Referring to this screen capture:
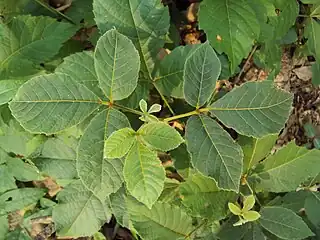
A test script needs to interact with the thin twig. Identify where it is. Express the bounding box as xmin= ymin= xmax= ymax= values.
xmin=234 ymin=45 xmax=258 ymax=84
xmin=153 ymin=82 xmax=175 ymax=115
